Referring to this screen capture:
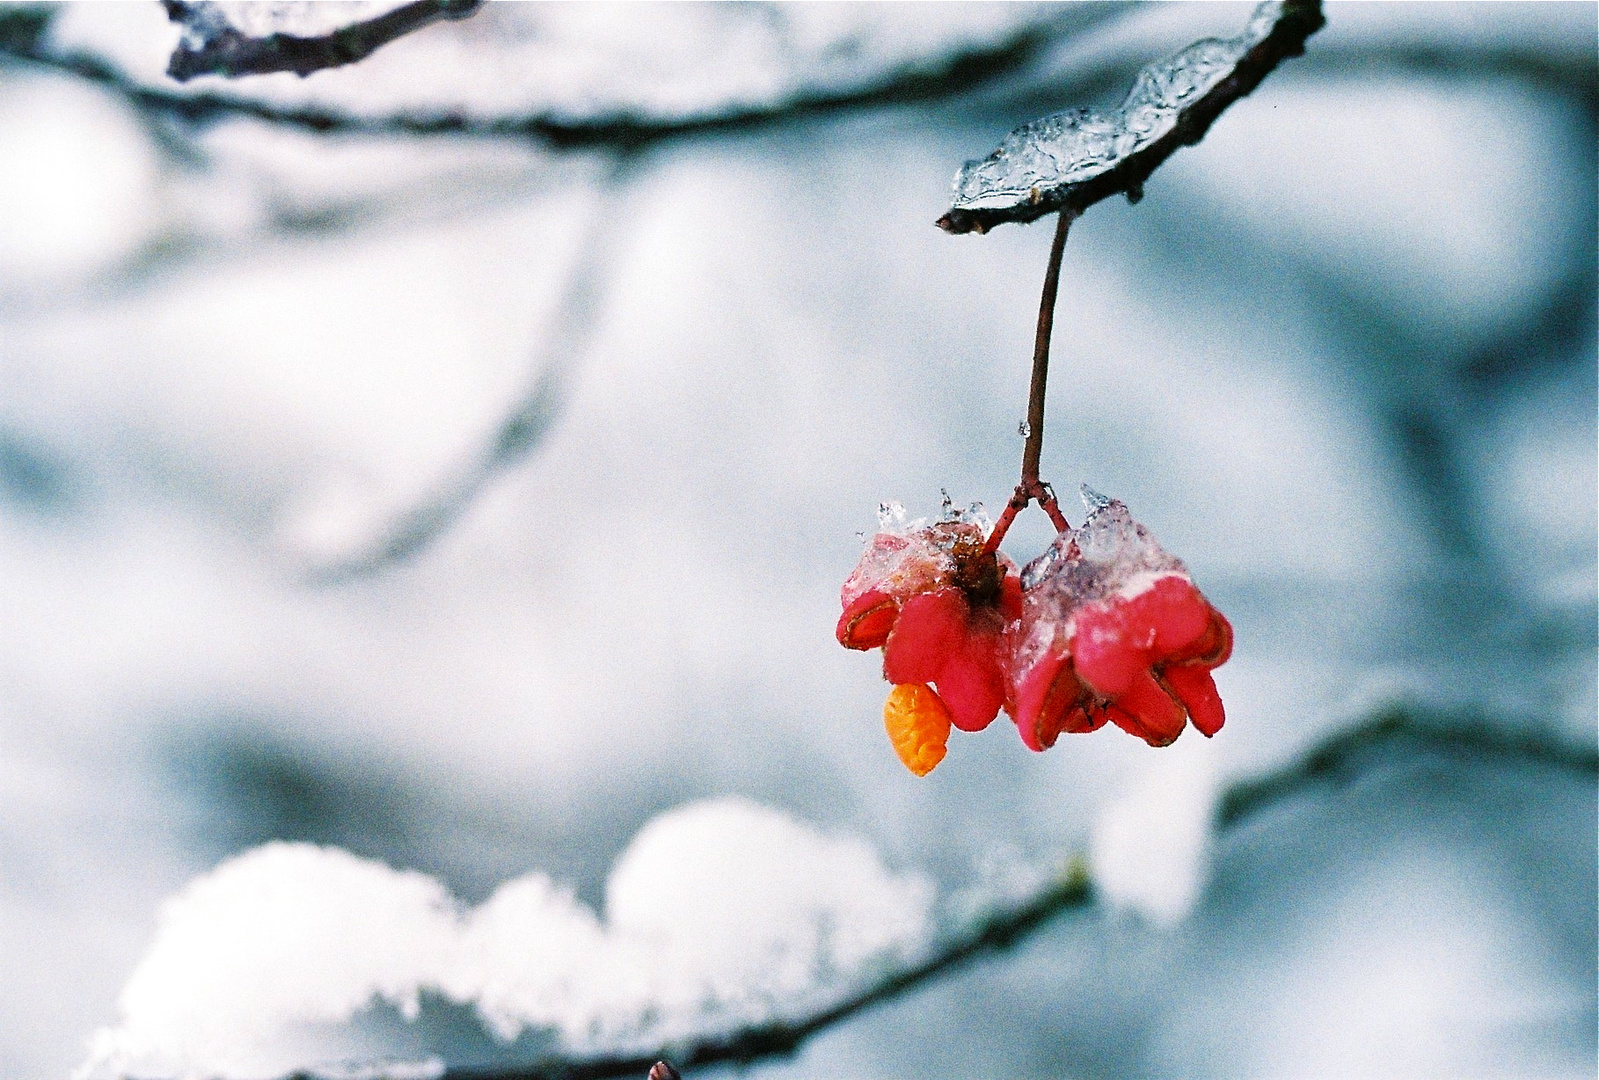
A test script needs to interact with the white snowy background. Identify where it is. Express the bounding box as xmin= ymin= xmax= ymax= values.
xmin=0 ymin=3 xmax=1593 ymax=1078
